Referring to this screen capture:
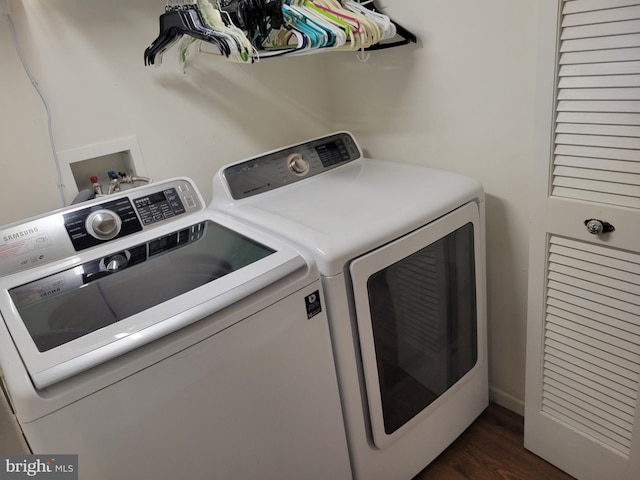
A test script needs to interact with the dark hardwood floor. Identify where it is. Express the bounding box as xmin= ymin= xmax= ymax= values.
xmin=413 ymin=402 xmax=576 ymax=480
